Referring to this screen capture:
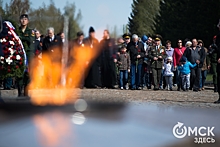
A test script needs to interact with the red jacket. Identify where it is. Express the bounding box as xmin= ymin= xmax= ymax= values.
xmin=173 ymin=47 xmax=186 ymax=67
